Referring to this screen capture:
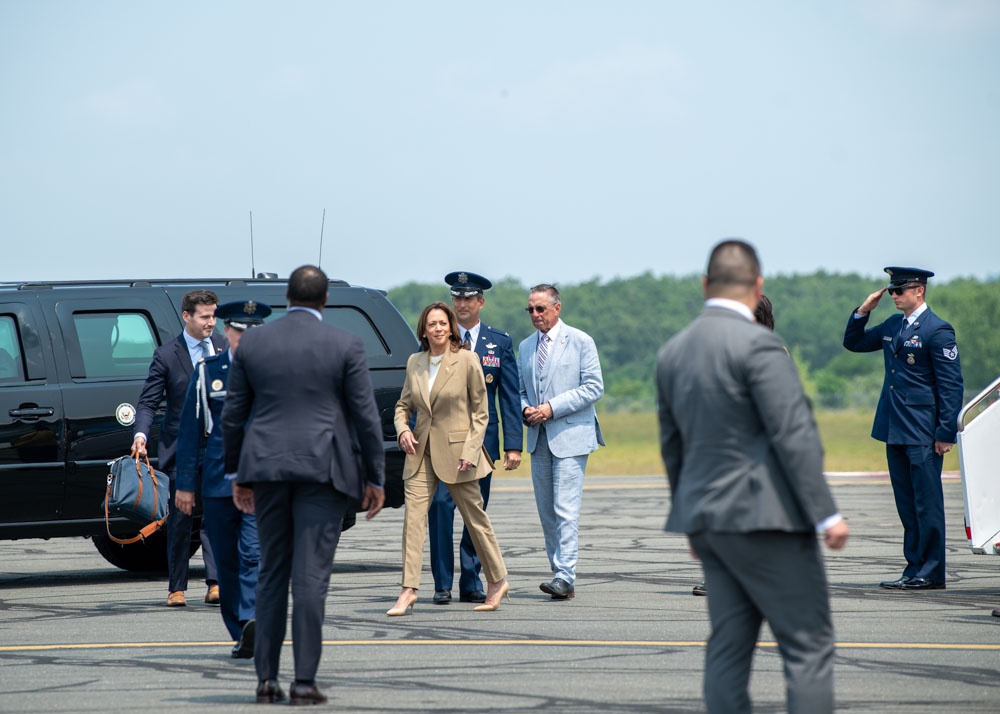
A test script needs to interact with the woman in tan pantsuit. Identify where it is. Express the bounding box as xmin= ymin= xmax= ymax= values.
xmin=389 ymin=302 xmax=510 ymax=615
